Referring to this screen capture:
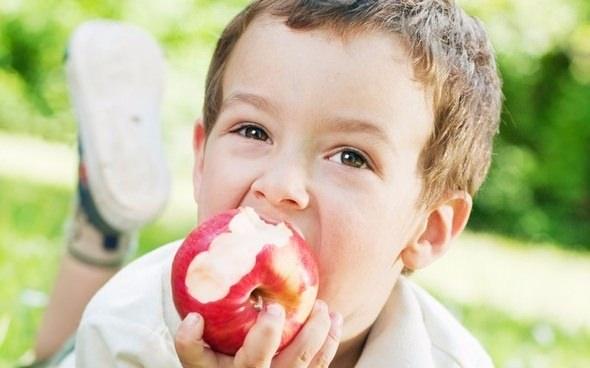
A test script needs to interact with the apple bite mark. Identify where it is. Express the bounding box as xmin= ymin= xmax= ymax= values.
xmin=185 ymin=207 xmax=292 ymax=303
